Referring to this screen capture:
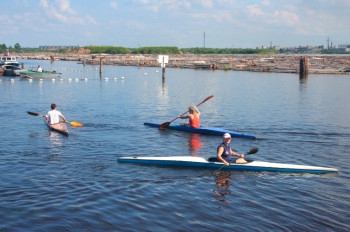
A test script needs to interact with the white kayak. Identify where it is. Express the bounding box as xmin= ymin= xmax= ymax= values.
xmin=117 ymin=156 xmax=338 ymax=174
